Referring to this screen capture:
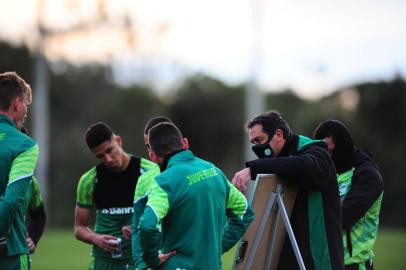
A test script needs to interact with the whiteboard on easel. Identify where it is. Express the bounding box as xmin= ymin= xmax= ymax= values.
xmin=233 ymin=174 xmax=298 ymax=270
